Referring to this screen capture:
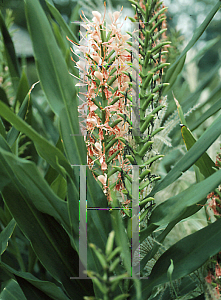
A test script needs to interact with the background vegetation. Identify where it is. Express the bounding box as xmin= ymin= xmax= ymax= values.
xmin=0 ymin=0 xmax=221 ymax=299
